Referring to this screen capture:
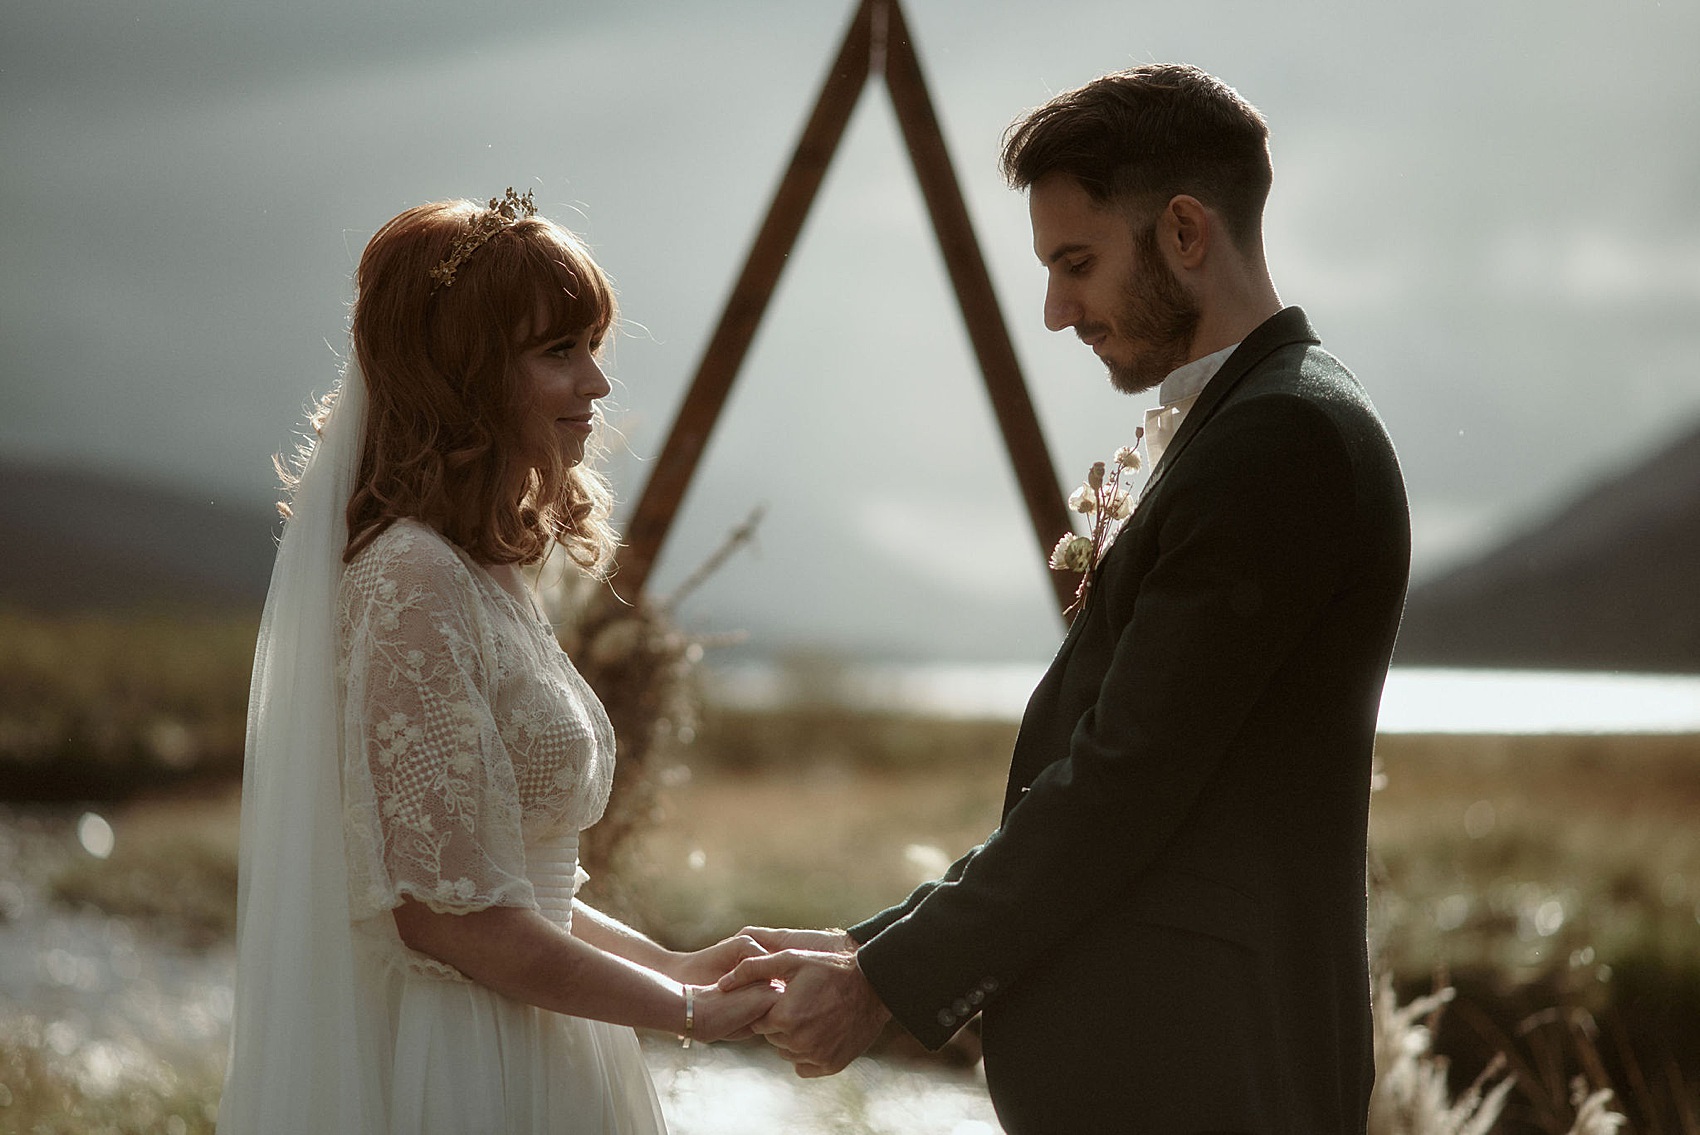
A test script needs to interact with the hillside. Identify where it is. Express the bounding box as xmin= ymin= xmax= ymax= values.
xmin=0 ymin=460 xmax=276 ymax=611
xmin=1395 ymin=422 xmax=1700 ymax=673
xmin=6 ymin=432 xmax=1700 ymax=675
